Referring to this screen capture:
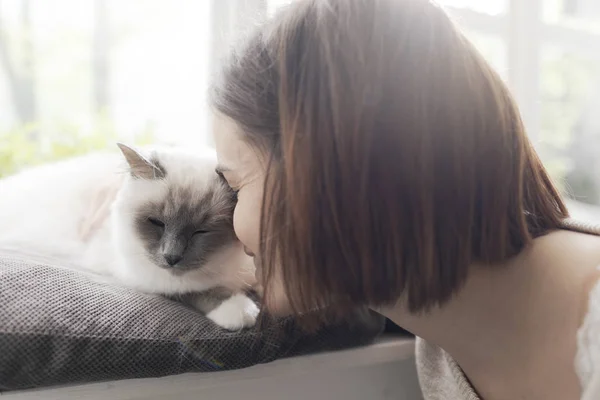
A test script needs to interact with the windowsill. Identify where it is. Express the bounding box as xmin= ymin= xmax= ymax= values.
xmin=5 ymin=335 xmax=418 ymax=400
